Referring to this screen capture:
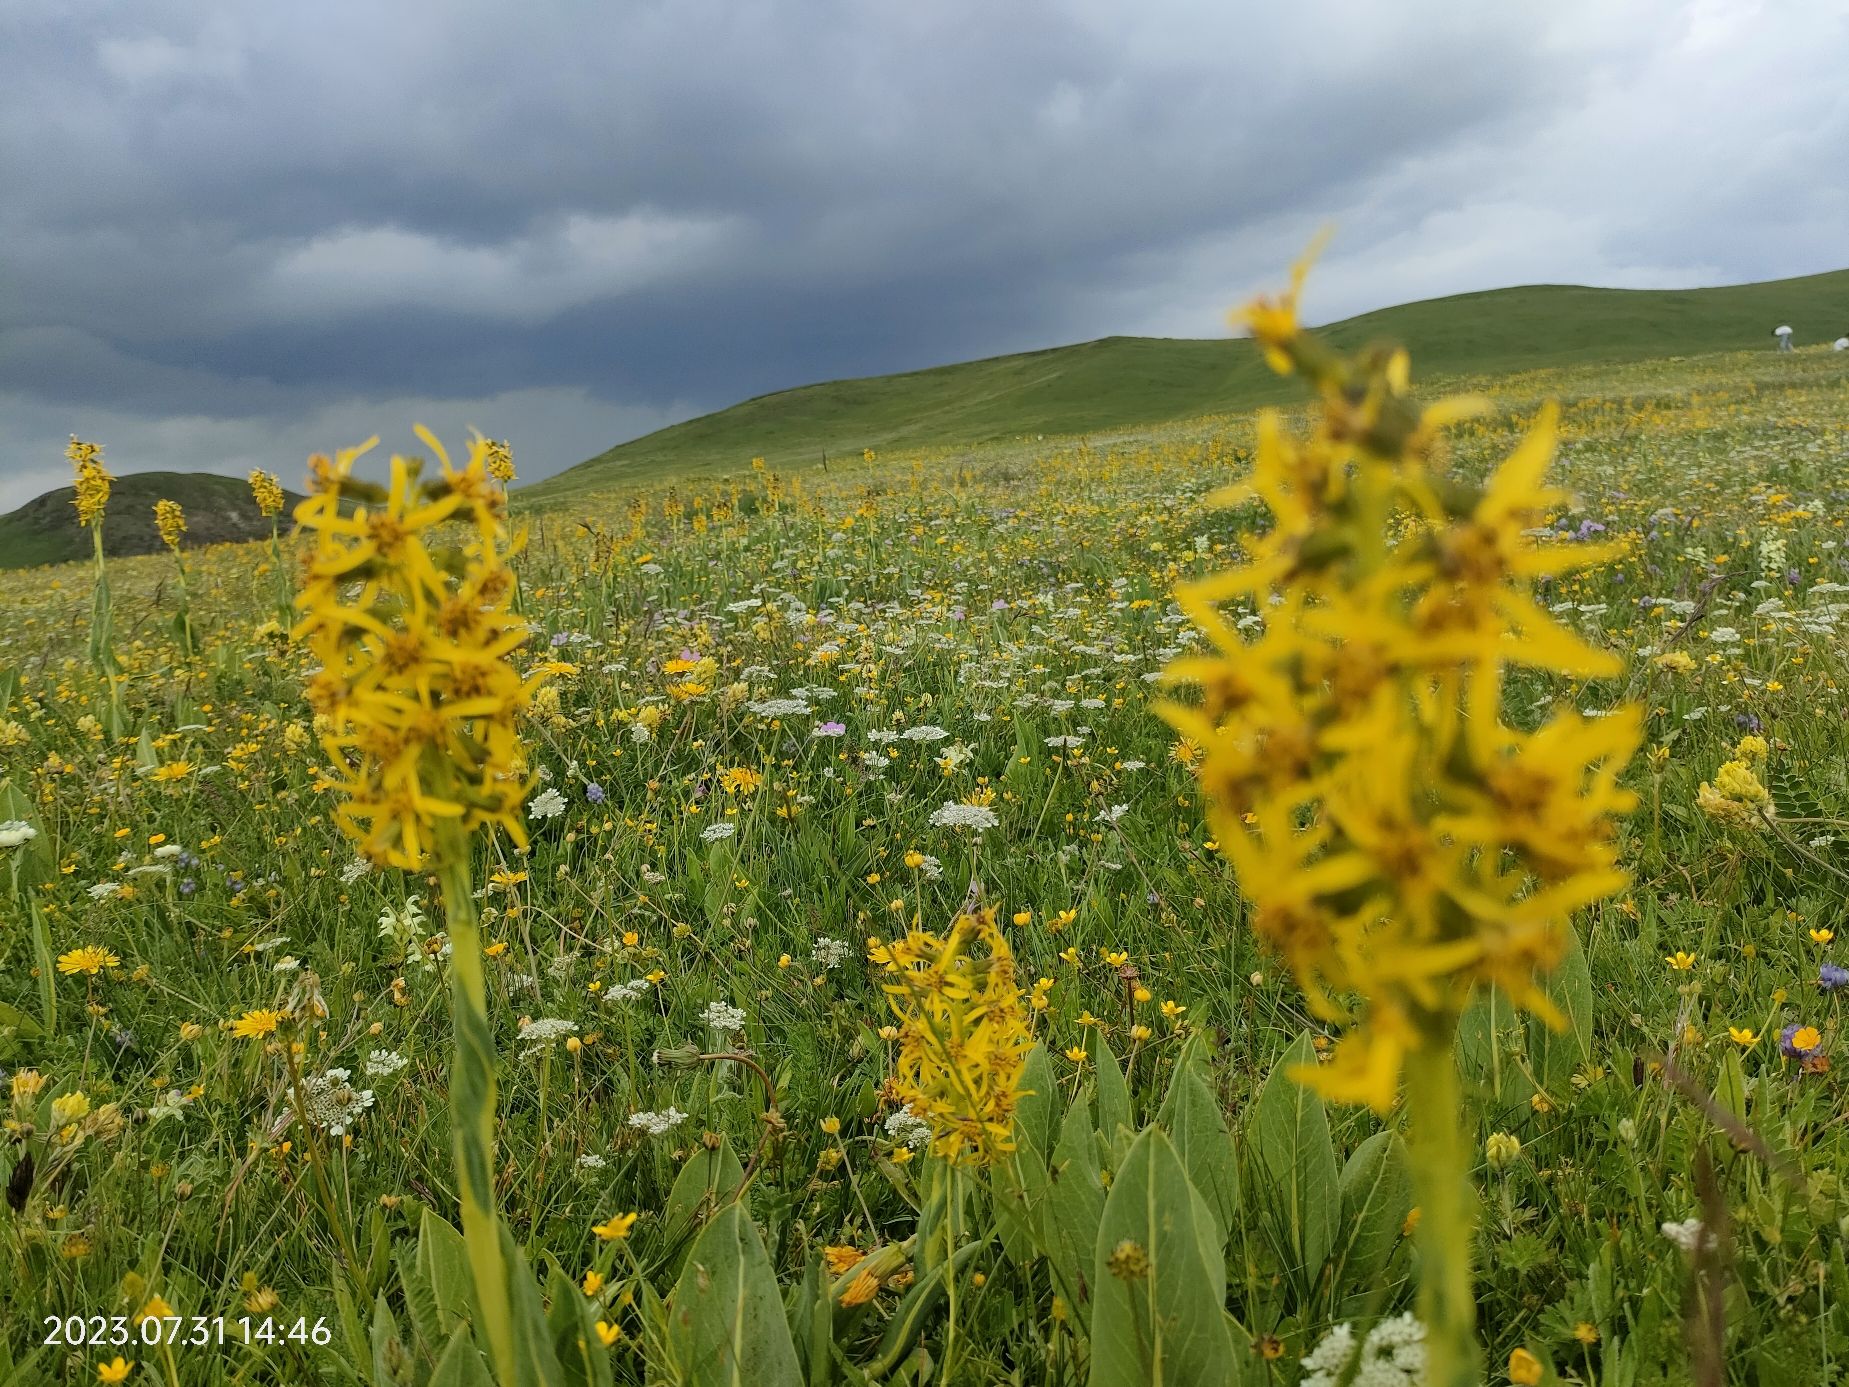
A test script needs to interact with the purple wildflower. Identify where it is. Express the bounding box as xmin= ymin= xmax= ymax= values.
xmin=814 ymin=722 xmax=847 ymax=738
xmin=585 ymin=783 xmax=605 ymax=804
xmin=1819 ymin=962 xmax=1849 ymax=992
